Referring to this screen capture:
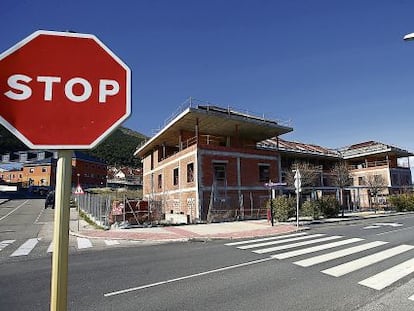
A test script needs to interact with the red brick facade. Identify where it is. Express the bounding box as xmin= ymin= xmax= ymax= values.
xmin=141 ymin=142 xmax=281 ymax=222
xmin=0 ymin=151 xmax=107 ymax=188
